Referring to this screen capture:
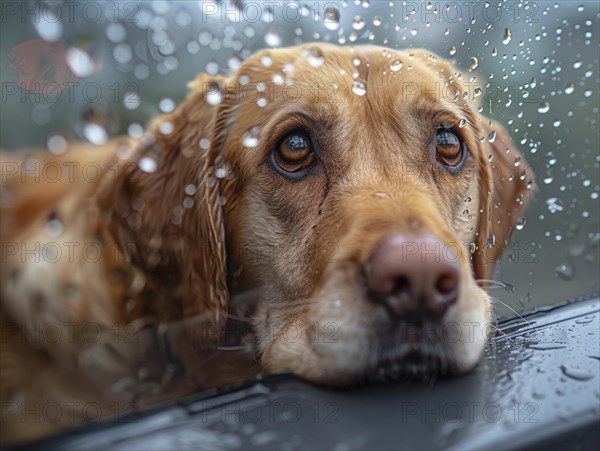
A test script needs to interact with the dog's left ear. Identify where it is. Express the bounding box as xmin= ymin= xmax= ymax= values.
xmin=473 ymin=117 xmax=534 ymax=280
xmin=98 ymin=74 xmax=235 ymax=334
